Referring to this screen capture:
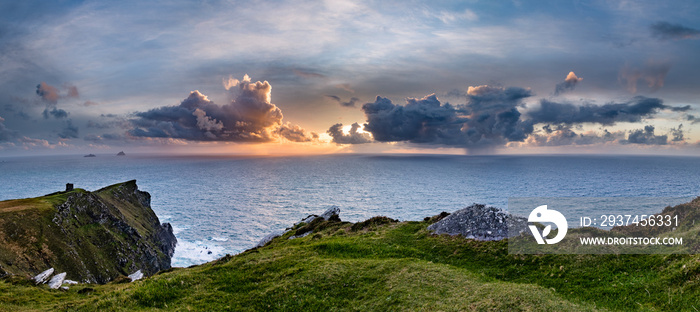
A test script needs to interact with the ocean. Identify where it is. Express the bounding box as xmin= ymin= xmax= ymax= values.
xmin=1 ymin=154 xmax=698 ymax=266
